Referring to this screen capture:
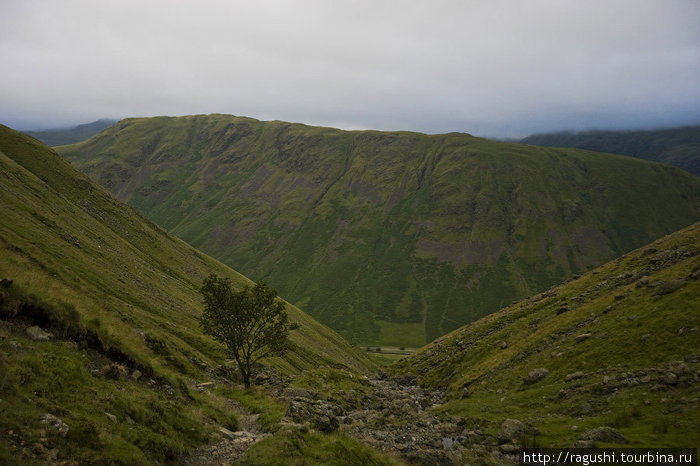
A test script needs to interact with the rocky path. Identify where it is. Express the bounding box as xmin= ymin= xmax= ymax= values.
xmin=179 ymin=399 xmax=270 ymax=466
xmin=280 ymin=375 xmax=517 ymax=465
xmin=179 ymin=371 xmax=529 ymax=465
